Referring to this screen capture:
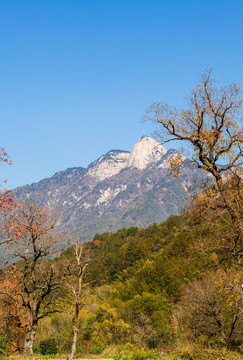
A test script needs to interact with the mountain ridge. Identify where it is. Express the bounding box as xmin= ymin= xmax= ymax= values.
xmin=12 ymin=136 xmax=205 ymax=240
